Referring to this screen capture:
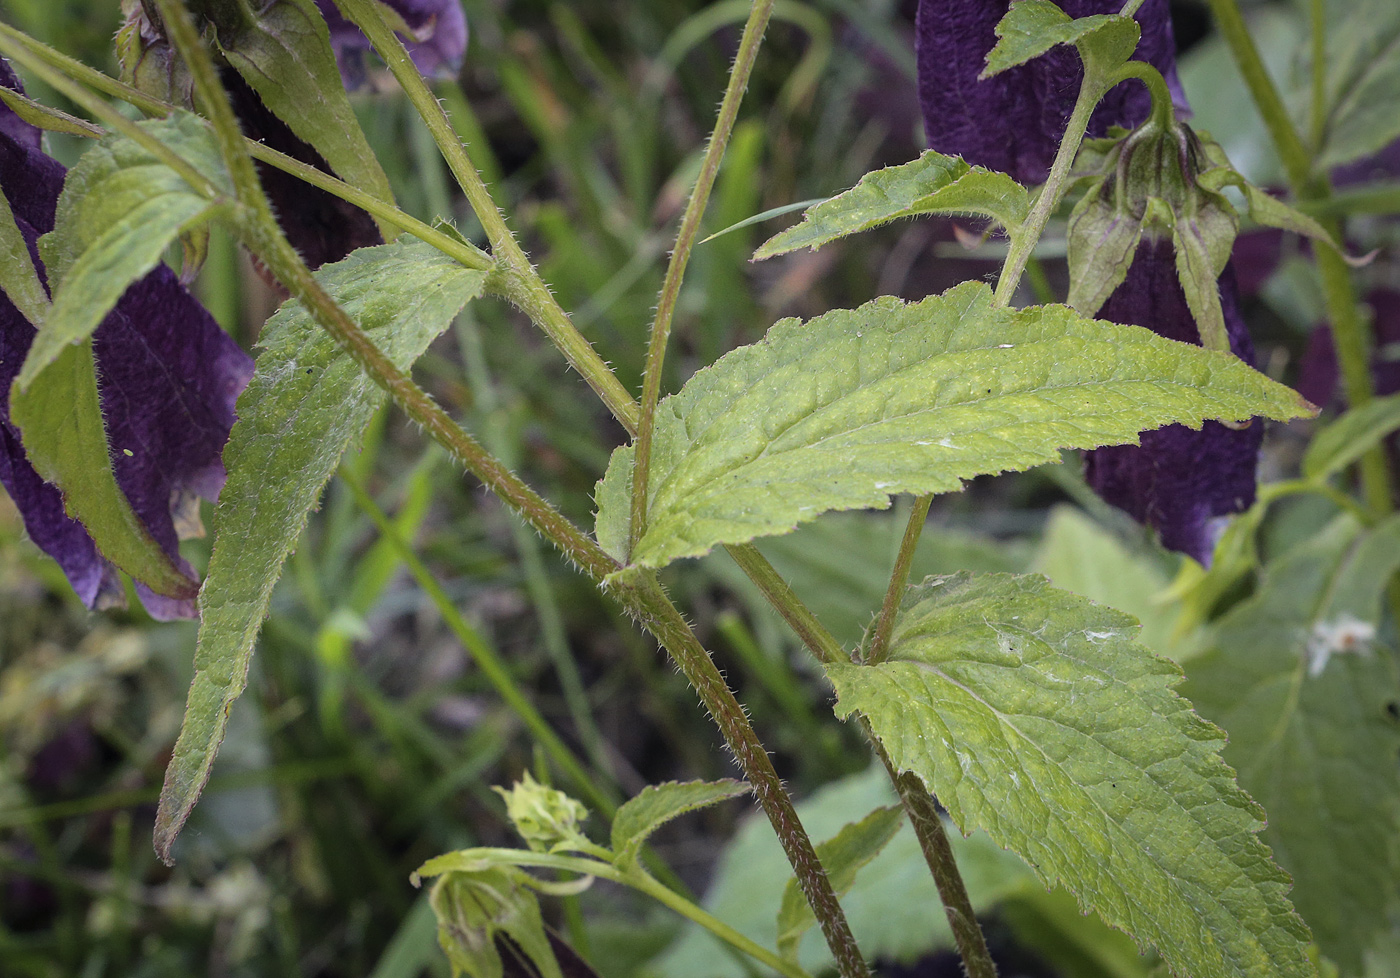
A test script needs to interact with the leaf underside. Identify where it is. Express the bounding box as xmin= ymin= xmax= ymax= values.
xmin=829 ymin=572 xmax=1315 ymax=978
xmin=594 ymin=281 xmax=1312 ymax=570
xmin=153 ymin=239 xmax=486 ymax=862
xmin=1183 ymin=515 xmax=1400 ymax=974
